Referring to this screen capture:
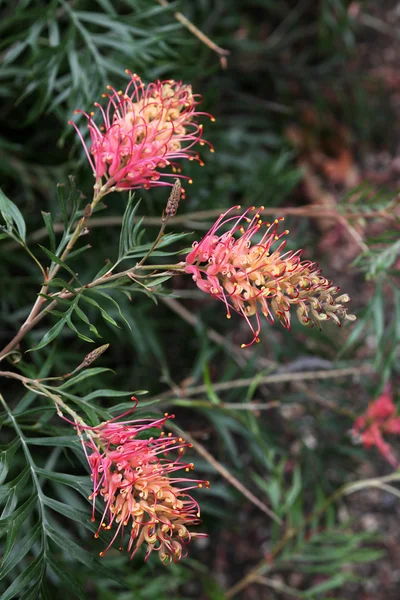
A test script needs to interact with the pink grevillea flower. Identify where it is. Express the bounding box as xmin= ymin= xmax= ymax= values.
xmin=76 ymin=402 xmax=208 ymax=564
xmin=69 ymin=70 xmax=214 ymax=195
xmin=185 ymin=206 xmax=356 ymax=347
xmin=352 ymin=387 xmax=400 ymax=468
